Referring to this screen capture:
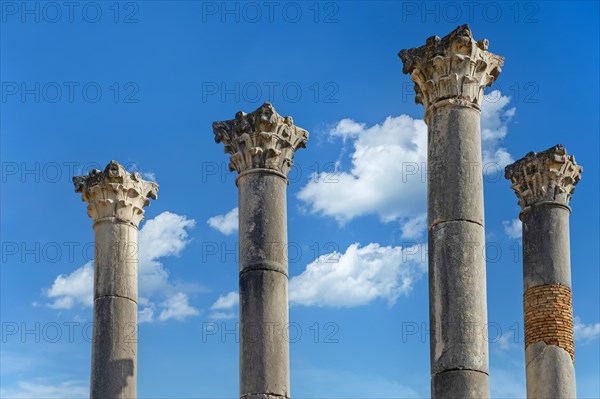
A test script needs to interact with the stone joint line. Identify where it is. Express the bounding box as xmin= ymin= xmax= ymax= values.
xmin=94 ymin=294 xmax=138 ymax=305
xmin=523 ymin=284 xmax=574 ymax=362
xmin=428 ymin=218 xmax=484 ymax=230
xmin=433 ymin=368 xmax=489 ymax=377
xmin=240 ymin=394 xmax=289 ymax=399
